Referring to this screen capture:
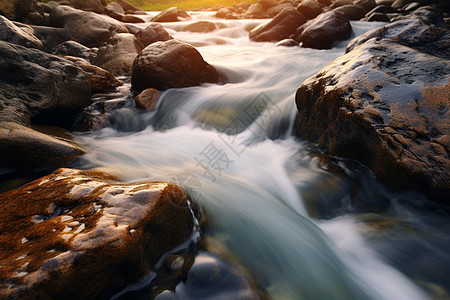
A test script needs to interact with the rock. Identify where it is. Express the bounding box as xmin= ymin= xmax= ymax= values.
xmin=184 ymin=21 xmax=217 ymax=33
xmin=0 ymin=168 xmax=194 ymax=299
xmin=366 ymin=4 xmax=398 ymax=14
xmin=121 ymin=15 xmax=145 ymax=23
xmin=0 ymin=16 xmax=43 ymax=49
xmin=296 ymin=0 xmax=324 ymax=20
xmin=294 ymin=37 xmax=450 ymax=203
xmin=392 ymin=6 xmax=447 ymax=27
xmin=346 ymin=19 xmax=450 ymax=60
xmin=93 ymin=33 xmax=143 ymax=76
xmin=276 ymin=38 xmax=299 ymax=46
xmin=375 ymin=0 xmax=395 ymax=5
xmin=135 ymin=23 xmax=173 ymax=48
xmin=79 ymin=64 xmax=123 ymax=93
xmin=0 ymin=41 xmax=91 ymax=167
xmin=330 ymin=0 xmax=353 ymax=8
xmin=215 ymin=7 xmax=236 ymax=18
xmin=267 ymin=2 xmax=292 ymax=17
xmin=116 ymin=0 xmax=146 ymax=14
xmin=105 ymin=1 xmax=125 ymax=15
xmin=25 ymin=11 xmax=46 ymax=26
xmin=292 ymin=11 xmax=352 ymax=49
xmin=135 ymin=88 xmax=160 ymax=110
xmin=70 ymin=0 xmax=105 ymax=14
xmin=52 ymin=40 xmax=94 ymax=61
xmin=365 ymin=11 xmax=390 ymax=21
xmin=354 ymin=0 xmax=377 ymax=11
xmin=333 ymin=4 xmax=367 ymax=20
xmin=151 ymin=7 xmax=191 ymax=22
xmin=259 ymin=0 xmax=278 ymax=9
xmin=245 ymin=3 xmax=265 ymax=18
xmin=0 ymin=0 xmax=36 ymax=21
xmin=47 ymin=5 xmax=128 ymax=48
xmin=249 ymin=7 xmax=307 ymax=42
xmin=131 ymin=39 xmax=219 ymax=92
